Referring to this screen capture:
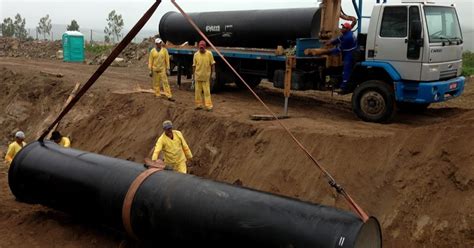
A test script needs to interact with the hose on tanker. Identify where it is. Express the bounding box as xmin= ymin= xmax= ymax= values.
xmin=170 ymin=0 xmax=369 ymax=222
xmin=340 ymin=8 xmax=359 ymax=32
